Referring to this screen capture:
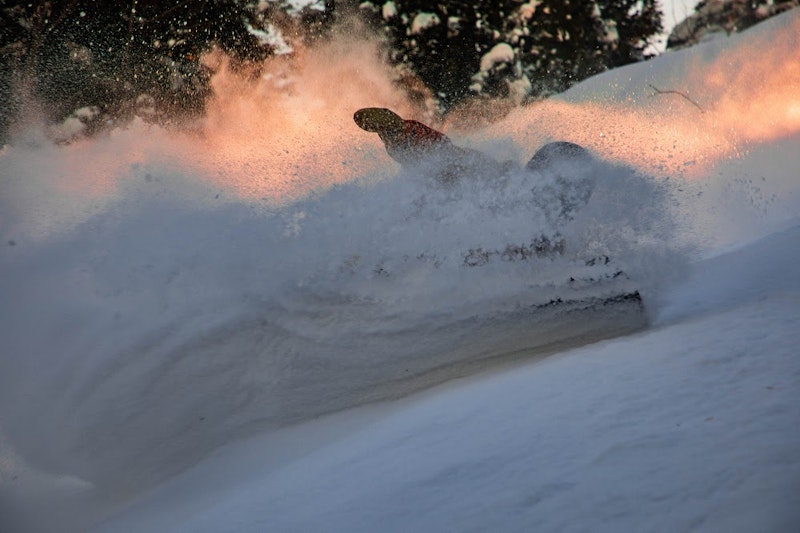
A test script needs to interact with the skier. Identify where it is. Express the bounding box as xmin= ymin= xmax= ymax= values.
xmin=353 ymin=107 xmax=590 ymax=184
